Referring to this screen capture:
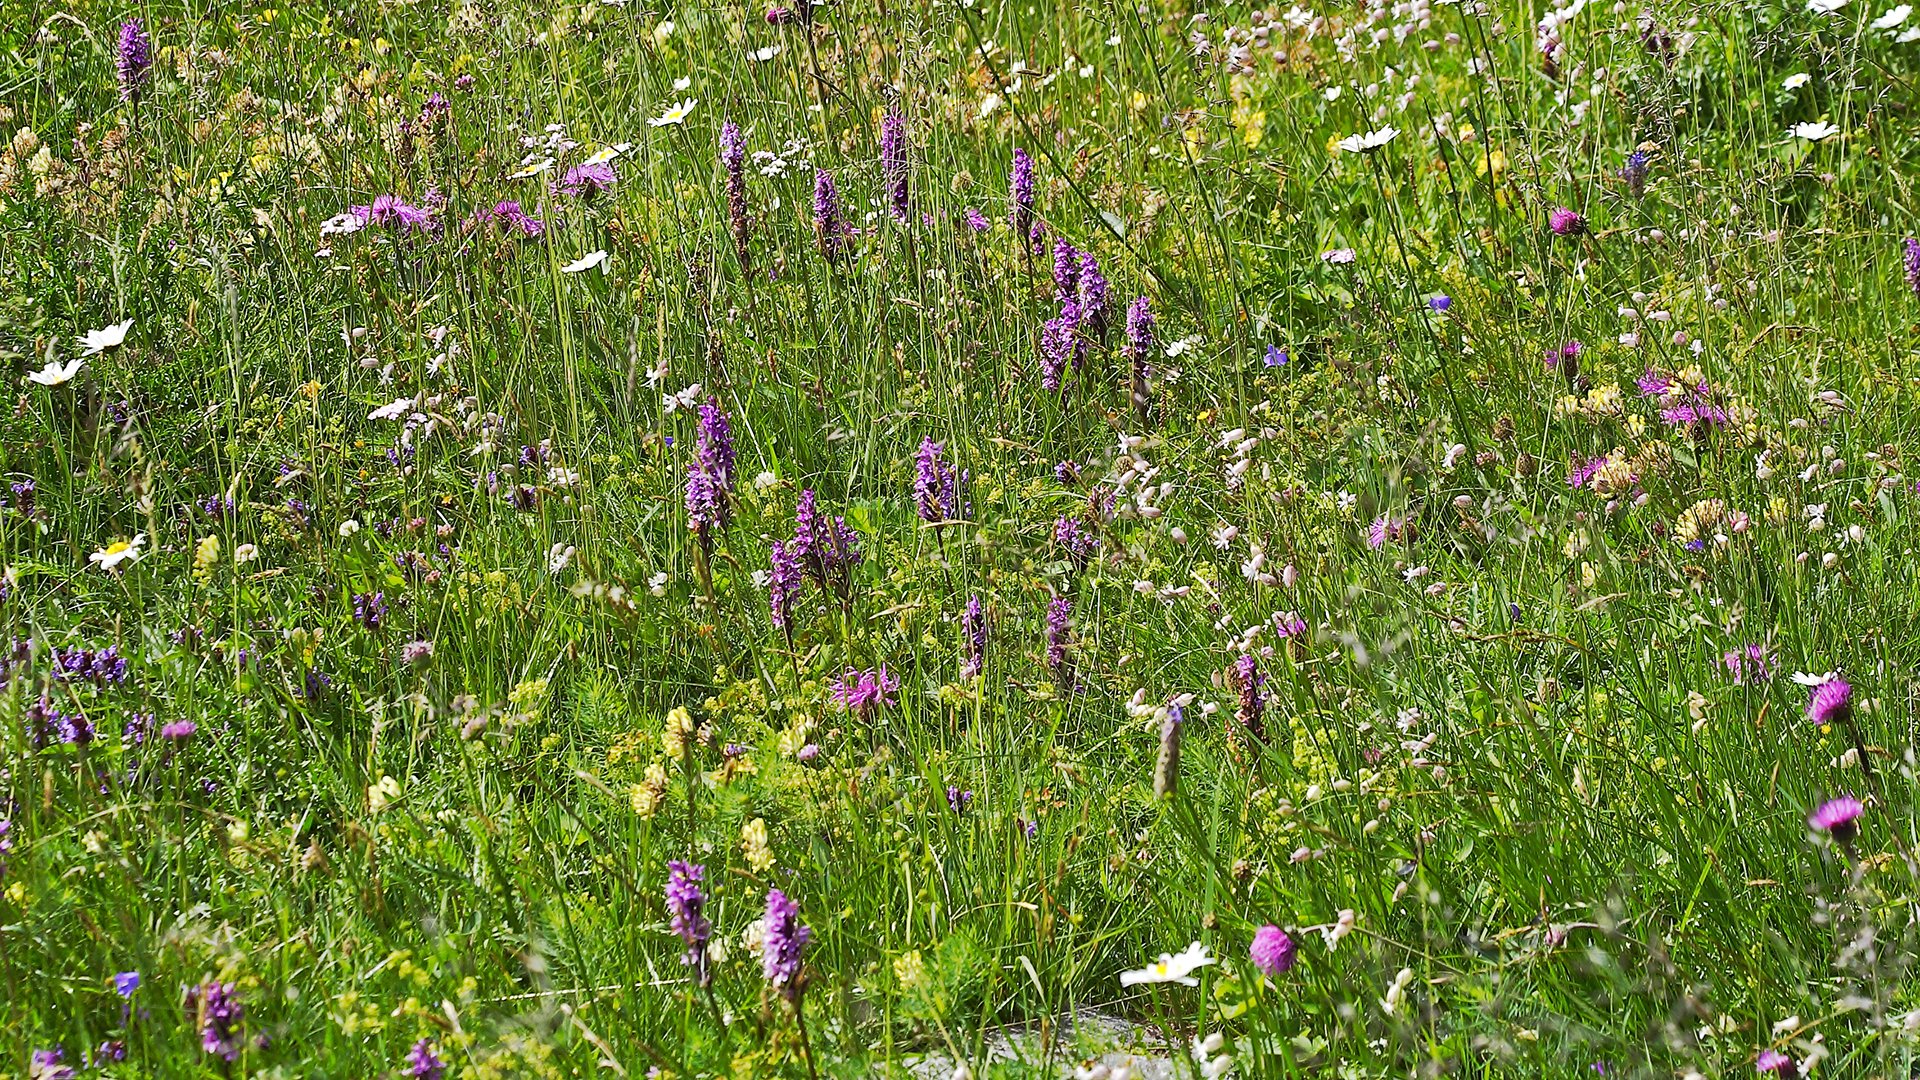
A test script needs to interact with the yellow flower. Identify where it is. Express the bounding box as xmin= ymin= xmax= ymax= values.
xmin=742 ymin=816 xmax=774 ymax=872
xmin=662 ymin=705 xmax=695 ymax=758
